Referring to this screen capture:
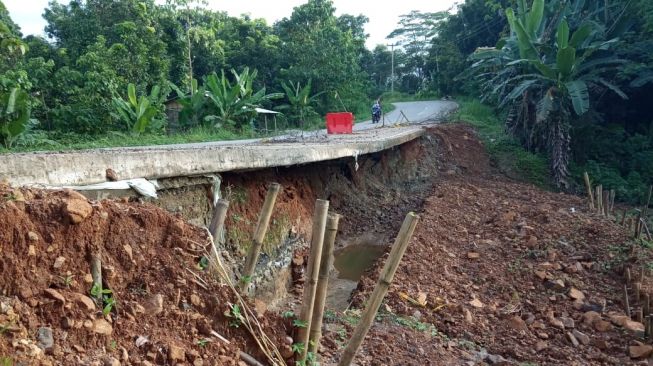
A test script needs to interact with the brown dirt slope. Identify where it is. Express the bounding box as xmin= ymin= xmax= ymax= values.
xmin=322 ymin=124 xmax=651 ymax=365
xmin=0 ymin=187 xmax=285 ymax=365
